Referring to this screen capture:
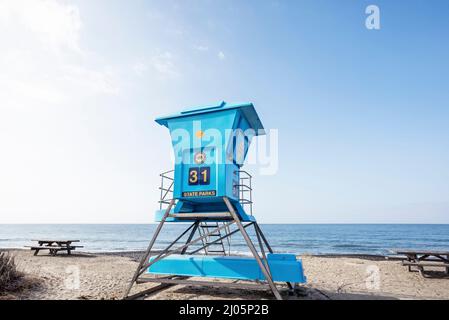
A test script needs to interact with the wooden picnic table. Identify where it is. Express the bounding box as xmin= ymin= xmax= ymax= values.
xmin=395 ymin=250 xmax=449 ymax=276
xmin=27 ymin=239 xmax=83 ymax=256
